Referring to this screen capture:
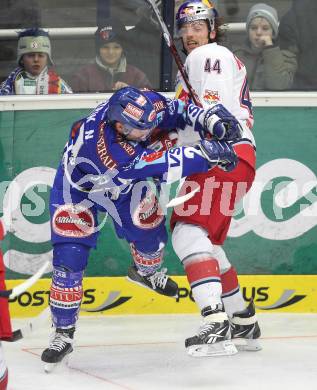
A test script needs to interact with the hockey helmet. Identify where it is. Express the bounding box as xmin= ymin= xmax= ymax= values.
xmin=176 ymin=1 xmax=218 ymax=32
xmin=107 ymin=87 xmax=158 ymax=135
